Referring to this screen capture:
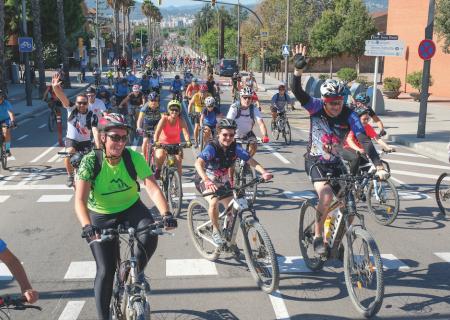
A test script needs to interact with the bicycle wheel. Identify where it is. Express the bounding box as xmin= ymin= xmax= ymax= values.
xmin=344 ymin=227 xmax=384 ymax=318
xmin=110 ymin=271 xmax=126 ymax=320
xmin=271 ymin=120 xmax=279 ymax=140
xmin=284 ymin=121 xmax=292 ymax=145
xmin=187 ymin=198 xmax=221 ymax=261
xmin=298 ymin=200 xmax=325 ymax=271
xmin=241 ymin=163 xmax=257 ymax=205
xmin=366 ymin=179 xmax=399 ymax=225
xmin=435 ymin=172 xmax=450 ymax=215
xmin=168 ymin=170 xmax=182 ymax=217
xmin=132 ymin=300 xmax=149 ymax=320
xmin=48 ymin=110 xmax=56 ymax=132
xmin=241 ymin=217 xmax=279 ymax=293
